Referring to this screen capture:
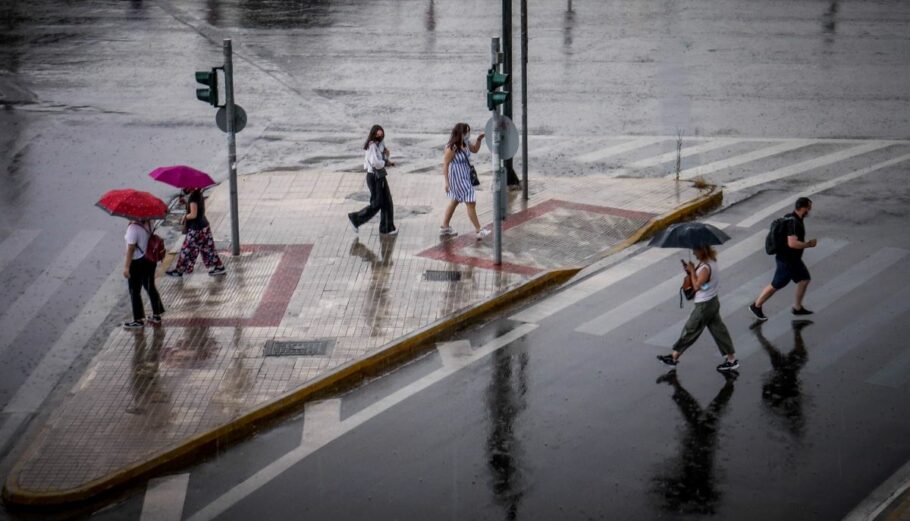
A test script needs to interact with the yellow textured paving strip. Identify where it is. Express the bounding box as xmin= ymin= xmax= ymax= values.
xmin=2 ymin=173 xmax=717 ymax=507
